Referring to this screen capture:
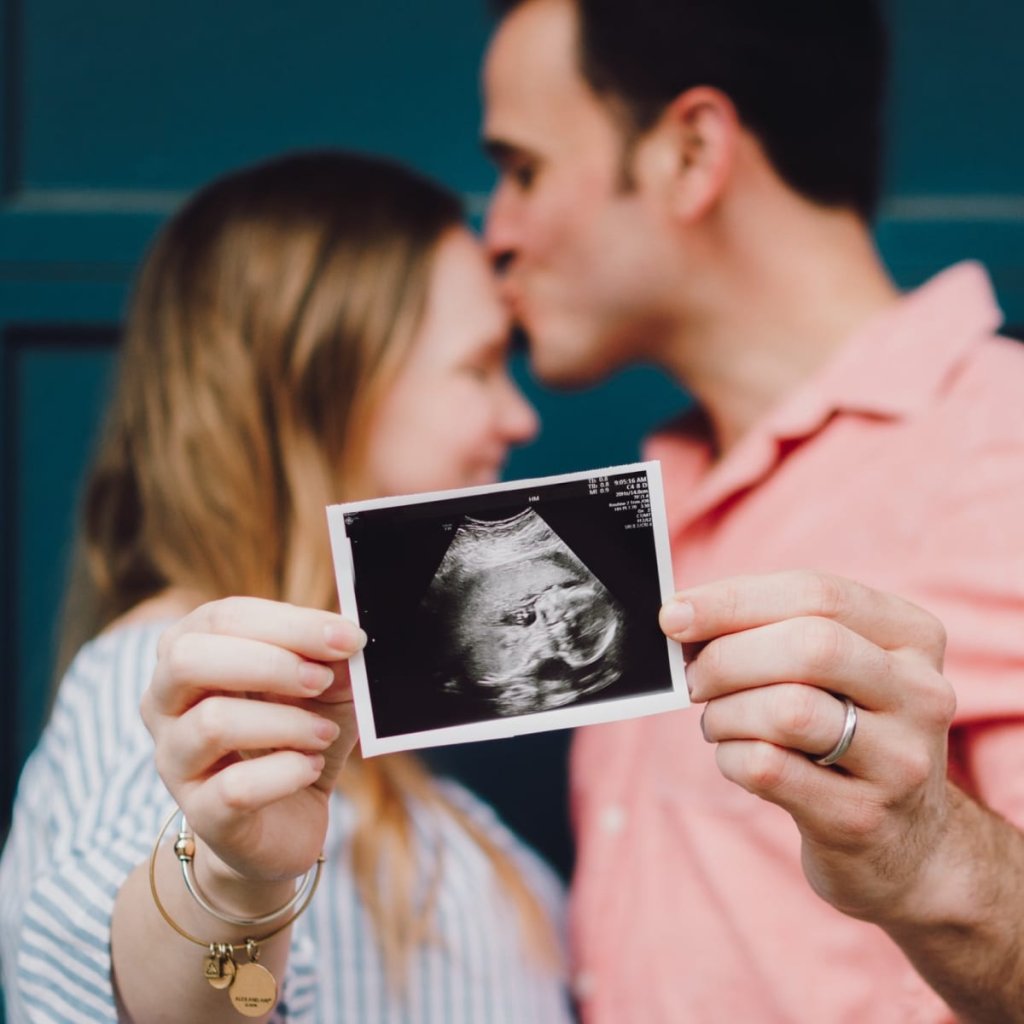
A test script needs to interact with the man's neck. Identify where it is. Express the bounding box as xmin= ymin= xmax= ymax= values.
xmin=660 ymin=199 xmax=900 ymax=457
